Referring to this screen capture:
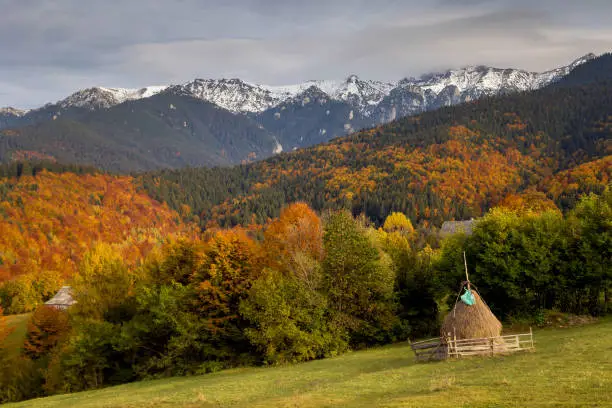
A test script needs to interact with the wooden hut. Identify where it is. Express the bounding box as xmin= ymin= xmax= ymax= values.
xmin=45 ymin=286 xmax=76 ymax=310
xmin=440 ymin=219 xmax=477 ymax=236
